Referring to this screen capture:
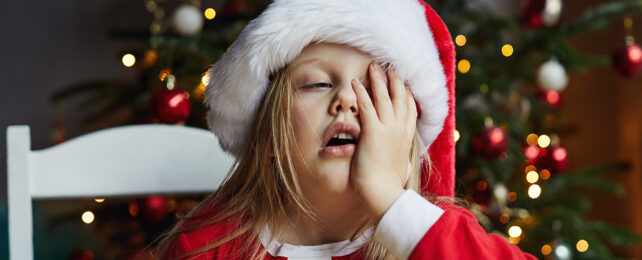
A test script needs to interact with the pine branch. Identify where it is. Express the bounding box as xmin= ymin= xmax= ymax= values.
xmin=562 ymin=0 xmax=642 ymax=36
